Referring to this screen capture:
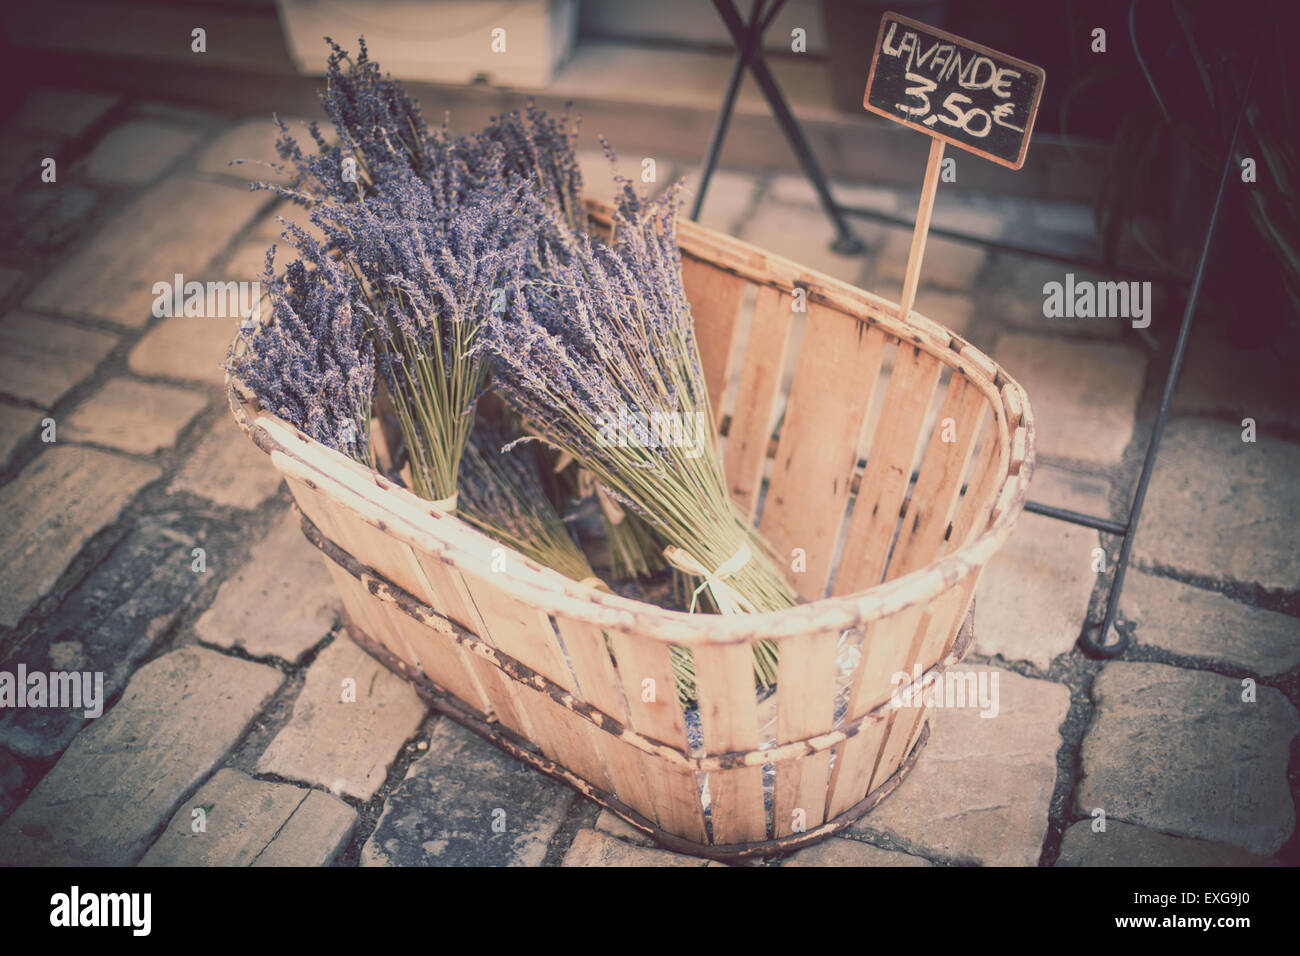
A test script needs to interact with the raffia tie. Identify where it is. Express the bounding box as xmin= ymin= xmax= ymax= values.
xmin=428 ymin=491 xmax=458 ymax=514
xmin=663 ymin=543 xmax=756 ymax=615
